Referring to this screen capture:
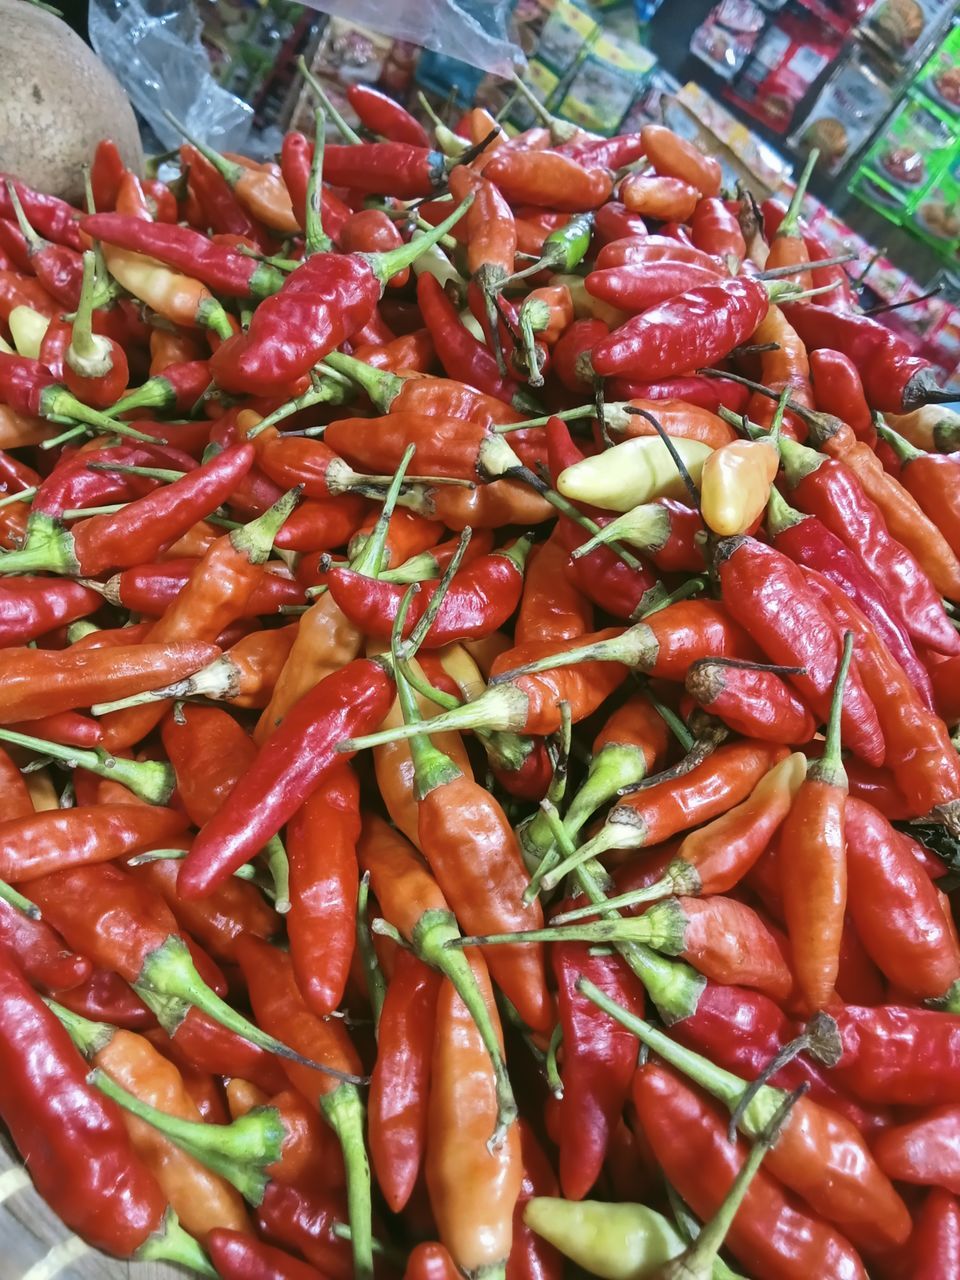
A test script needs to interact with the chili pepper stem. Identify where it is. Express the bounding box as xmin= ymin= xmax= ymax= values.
xmin=66 ymin=252 xmax=114 ymax=376
xmin=363 ymin=193 xmax=475 ymax=287
xmin=136 ymin=1208 xmax=217 ymax=1276
xmin=320 ymin=350 xmax=403 ymax=413
xmin=571 ymin=503 xmax=671 ymax=559
xmin=304 ymin=107 xmax=331 ymax=255
xmin=88 ymin=1068 xmax=280 ymax=1202
xmin=45 ymin=999 xmax=115 ymax=1058
xmin=508 ymin=462 xmax=646 ymax=570
xmin=39 ymin=389 xmax=160 ymax=445
xmin=510 ymin=73 xmax=578 ymax=143
xmin=0 ymin=728 xmax=175 ymax=804
xmin=0 ymin=880 xmax=39 ymax=920
xmin=778 ymin=149 xmax=819 ymax=239
xmin=243 ymin=374 xmax=349 ymax=438
xmin=91 ymin=654 xmax=242 ymax=714
xmin=340 ymin=681 xmax=530 ymax=752
xmin=321 ymin=1085 xmax=374 ymax=1280
xmin=297 ymin=57 xmax=362 ymax=144
xmin=134 ymin=935 xmax=366 ymax=1083
xmin=350 ymin=443 xmax=417 ymax=578
xmin=454 ymin=900 xmax=686 ymax=953
xmin=357 ymin=871 xmax=386 ymax=1032
xmin=809 ymin=630 xmax=853 ymax=787
xmin=261 ymin=835 xmax=290 ymax=913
